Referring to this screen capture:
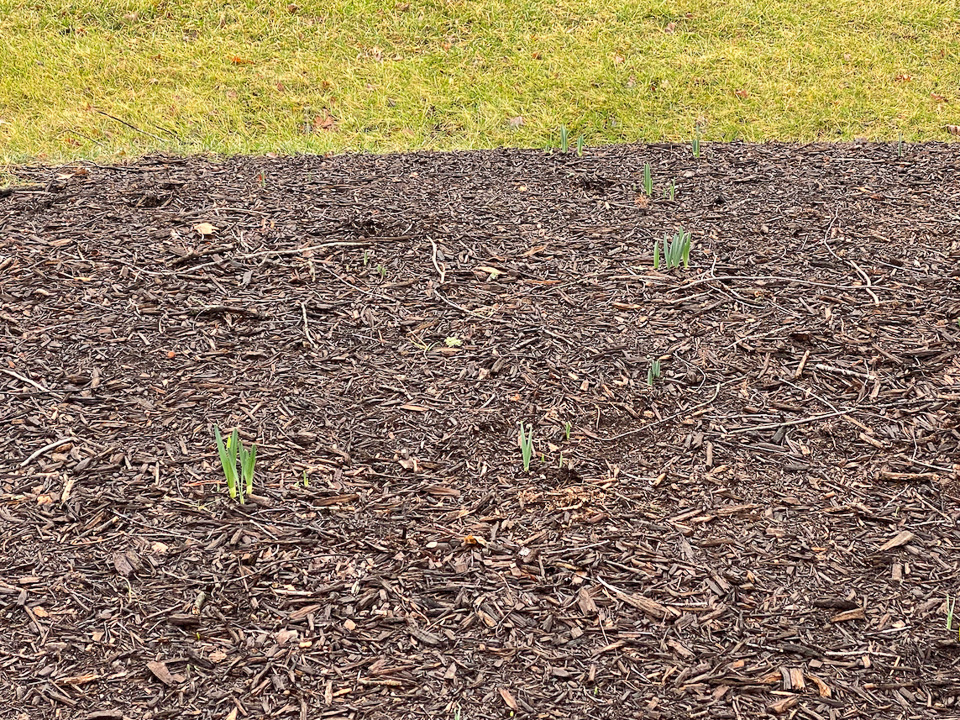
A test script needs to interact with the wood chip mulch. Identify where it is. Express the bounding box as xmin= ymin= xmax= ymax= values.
xmin=2 ymin=142 xmax=960 ymax=720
